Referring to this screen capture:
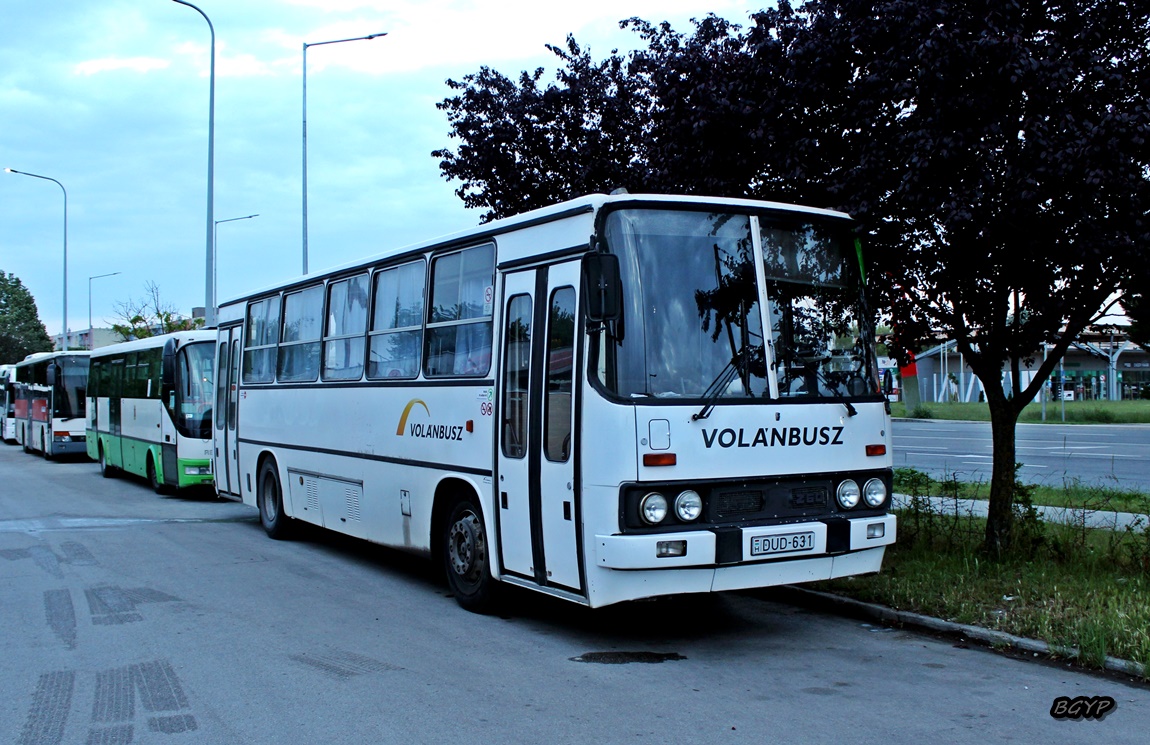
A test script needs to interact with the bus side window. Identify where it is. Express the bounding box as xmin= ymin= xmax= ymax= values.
xmin=544 ymin=287 xmax=576 ymax=462
xmin=368 ymin=261 xmax=425 ymax=380
xmin=278 ymin=285 xmax=324 ymax=383
xmin=501 ymin=294 xmax=532 ymax=458
xmin=425 ymin=244 xmax=494 ymax=378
